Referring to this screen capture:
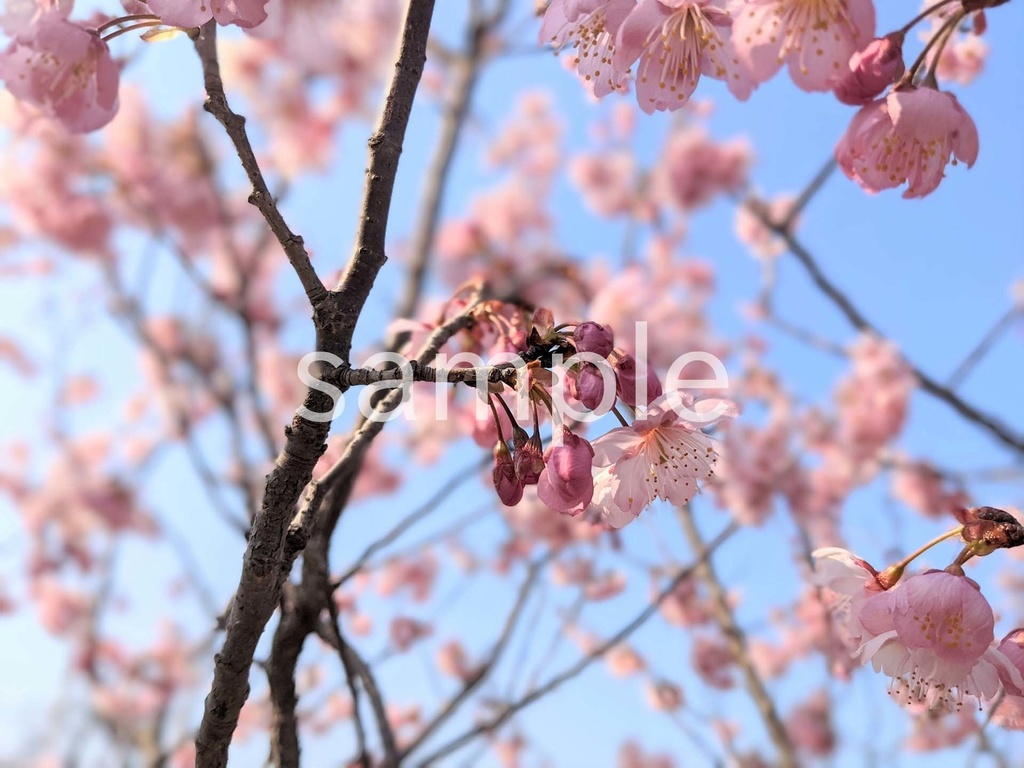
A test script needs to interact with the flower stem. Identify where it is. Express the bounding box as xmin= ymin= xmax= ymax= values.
xmin=893 ymin=526 xmax=964 ymax=570
xmin=101 ymin=20 xmax=167 ymax=42
xmin=95 ymin=13 xmax=161 ymax=34
xmin=899 ymin=0 xmax=960 ymax=34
